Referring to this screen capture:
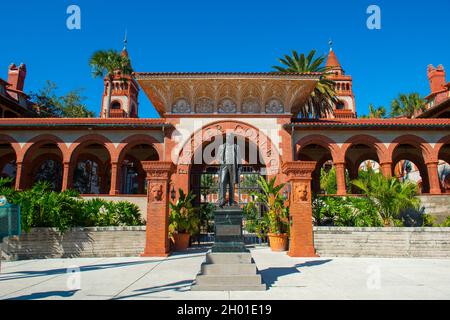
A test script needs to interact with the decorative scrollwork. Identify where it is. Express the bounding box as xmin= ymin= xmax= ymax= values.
xmin=265 ymin=98 xmax=284 ymax=114
xmin=242 ymin=99 xmax=261 ymax=113
xmin=172 ymin=98 xmax=191 ymax=113
xmin=218 ymin=98 xmax=237 ymax=113
xmin=195 ymin=97 xmax=214 ymax=113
